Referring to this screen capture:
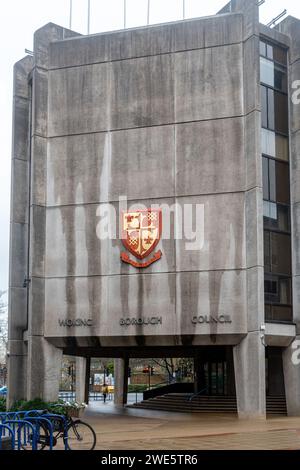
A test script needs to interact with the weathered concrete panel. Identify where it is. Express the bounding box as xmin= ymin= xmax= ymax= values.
xmin=110 ymin=126 xmax=175 ymax=200
xmin=49 ymin=15 xmax=243 ymax=69
xmin=176 ymin=117 xmax=245 ymax=196
xmin=176 ymin=194 xmax=246 ymax=272
xmin=10 ymin=159 xmax=29 ymax=224
xmin=174 ymin=13 xmax=243 ymax=51
xmin=32 ymin=68 xmax=48 ymax=137
xmin=44 ymin=276 xmax=107 ymax=337
xmin=48 ymin=63 xmax=109 ymax=136
xmin=45 ymin=205 xmax=109 ymax=278
xmin=47 ymin=133 xmax=109 ymax=206
xmin=9 ymin=287 xmax=28 ymax=340
xmin=28 ymin=277 xmax=45 ymax=337
xmin=245 ymin=188 xmax=264 ymax=269
xmin=243 ymin=36 xmax=260 ymax=115
xmin=278 ymin=16 xmax=300 ymax=63
xmin=246 ymin=266 xmax=264 ymax=331
xmin=283 ymin=336 xmax=300 ymax=416
xmin=13 ymin=56 xmax=33 ymax=99
xmin=233 ymin=331 xmax=266 ymax=419
xmin=31 ymin=136 xmax=47 ymax=206
xmin=245 ymin=111 xmax=262 ymax=191
xmin=27 ymin=336 xmax=62 ymax=401
xmin=291 ymin=131 xmax=300 ymax=205
xmin=34 ymin=22 xmax=80 ymax=69
xmin=111 ymin=54 xmax=174 ymax=130
xmin=12 ymin=97 xmax=30 ymax=161
xmin=176 ymin=271 xmax=247 ymax=336
xmin=287 ymin=60 xmax=300 ymax=134
xmin=45 ymin=198 xmax=175 ymax=277
xmin=106 ymin=273 xmax=176 ymax=337
xmin=30 ymin=206 xmax=46 ymax=277
xmin=50 ymin=34 xmax=109 ymax=68
xmin=175 ymin=44 xmax=243 ymax=122
xmin=10 ymin=222 xmax=28 ymax=288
